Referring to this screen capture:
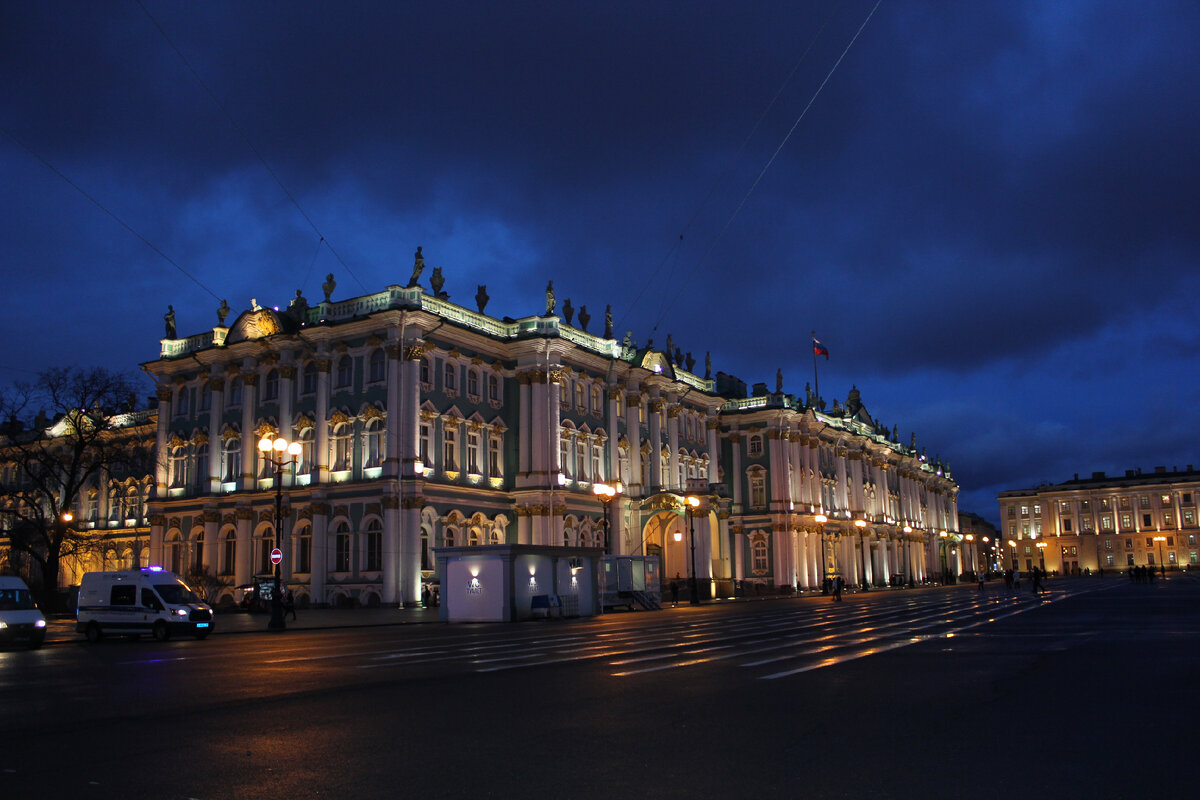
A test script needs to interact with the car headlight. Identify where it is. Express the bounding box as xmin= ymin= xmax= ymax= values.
xmin=35 ymin=619 xmax=46 ymax=628
xmin=174 ymin=608 xmax=189 ymax=617
xmin=0 ymin=621 xmax=7 ymax=630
